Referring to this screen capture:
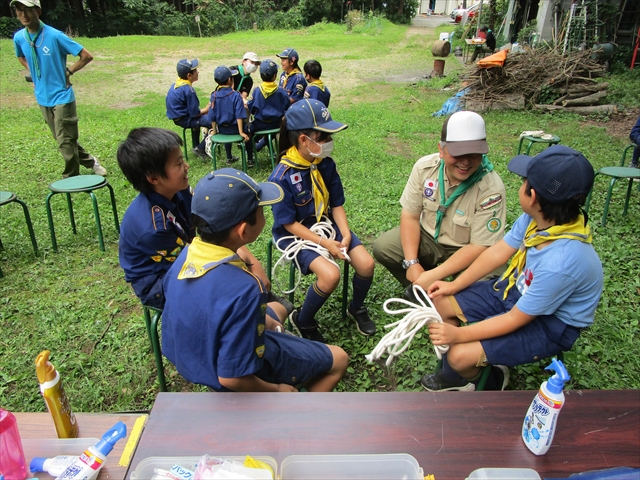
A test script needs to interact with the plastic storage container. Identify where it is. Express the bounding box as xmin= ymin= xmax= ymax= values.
xmin=130 ymin=456 xmax=278 ymax=480
xmin=467 ymin=468 xmax=542 ymax=479
xmin=280 ymin=454 xmax=423 ymax=479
